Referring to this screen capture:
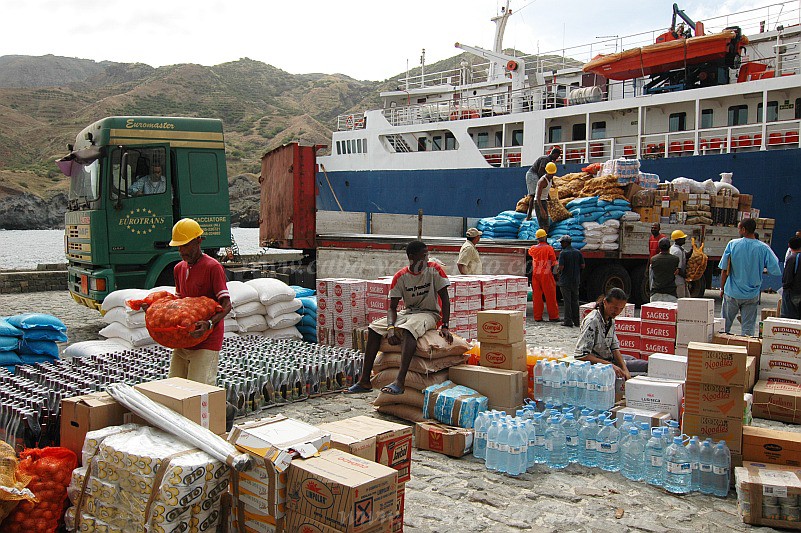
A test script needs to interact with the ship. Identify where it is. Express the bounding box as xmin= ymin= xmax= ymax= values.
xmin=317 ymin=2 xmax=801 ymax=256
